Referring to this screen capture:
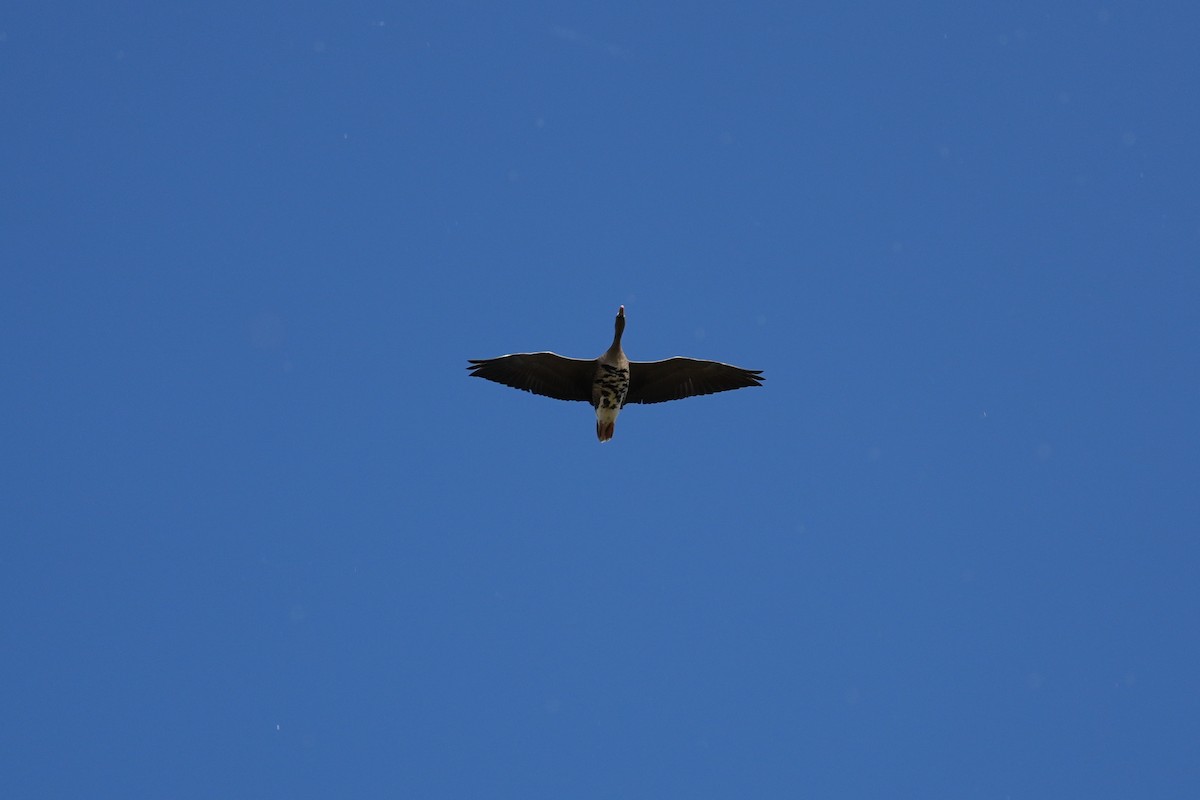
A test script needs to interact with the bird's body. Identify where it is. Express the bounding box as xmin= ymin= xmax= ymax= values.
xmin=589 ymin=308 xmax=631 ymax=441
xmin=468 ymin=306 xmax=762 ymax=441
